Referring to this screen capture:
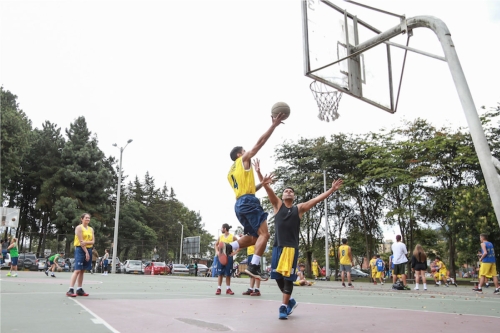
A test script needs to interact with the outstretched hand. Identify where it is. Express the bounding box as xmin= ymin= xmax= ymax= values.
xmin=262 ymin=173 xmax=276 ymax=186
xmin=331 ymin=179 xmax=343 ymax=191
xmin=271 ymin=112 xmax=287 ymax=126
xmin=252 ymin=158 xmax=261 ymax=173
